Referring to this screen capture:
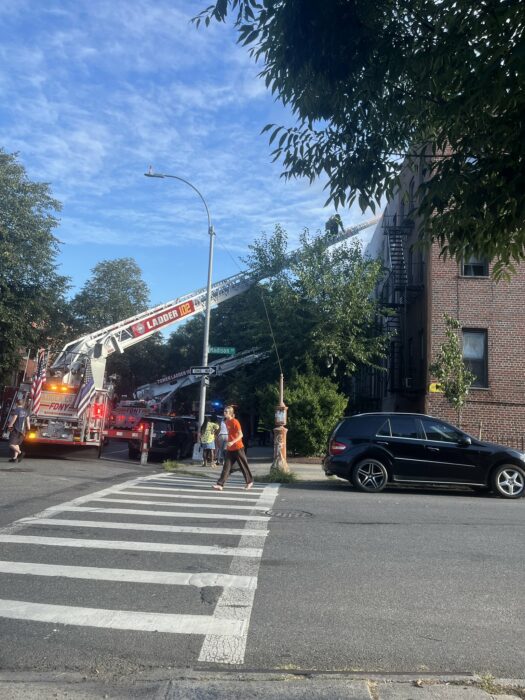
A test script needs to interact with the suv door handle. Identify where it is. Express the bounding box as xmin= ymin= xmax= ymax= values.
xmin=426 ymin=446 xmax=440 ymax=452
xmin=375 ymin=440 xmax=389 ymax=446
